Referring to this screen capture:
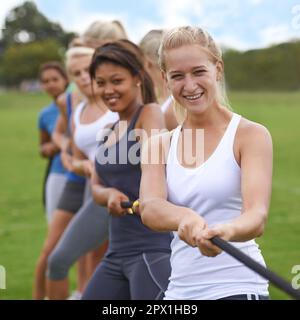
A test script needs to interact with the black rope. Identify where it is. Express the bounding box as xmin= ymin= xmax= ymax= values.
xmin=211 ymin=236 xmax=300 ymax=300
xmin=121 ymin=200 xmax=300 ymax=300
